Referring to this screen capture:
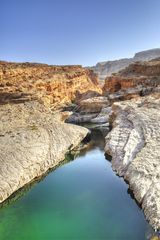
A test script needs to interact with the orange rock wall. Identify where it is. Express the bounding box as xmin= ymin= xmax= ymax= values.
xmin=103 ymin=60 xmax=160 ymax=94
xmin=103 ymin=76 xmax=147 ymax=93
xmin=0 ymin=61 xmax=101 ymax=108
